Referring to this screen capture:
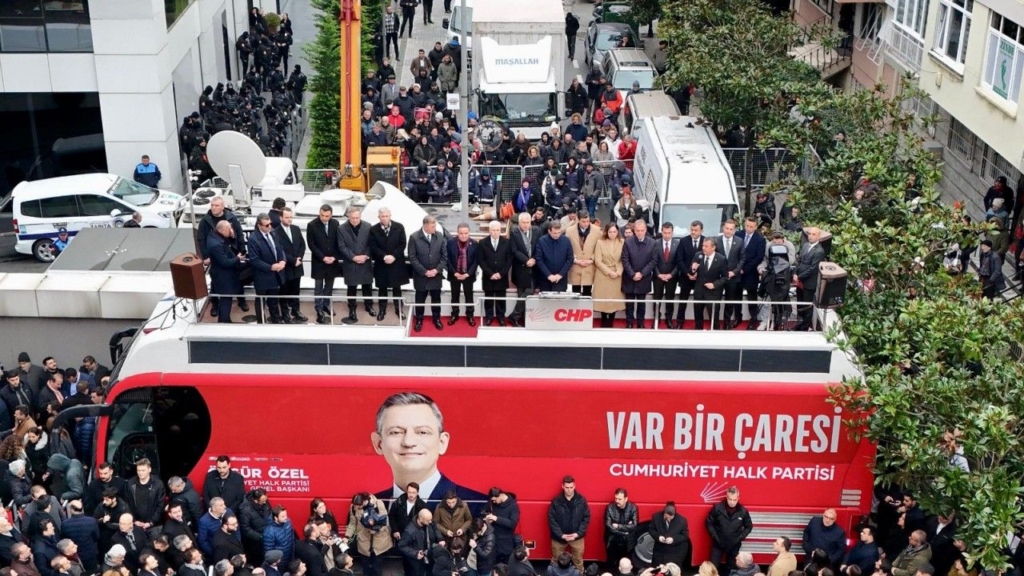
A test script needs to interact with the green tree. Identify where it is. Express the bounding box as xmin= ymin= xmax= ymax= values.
xmin=661 ymin=0 xmax=1024 ymax=568
xmin=304 ymin=0 xmax=341 ymax=169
